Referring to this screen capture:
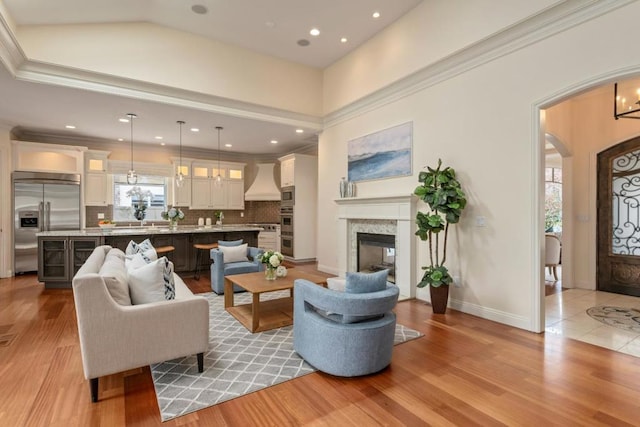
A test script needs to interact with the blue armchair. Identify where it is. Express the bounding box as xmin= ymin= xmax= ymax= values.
xmin=210 ymin=243 xmax=264 ymax=294
xmin=293 ymin=278 xmax=399 ymax=377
